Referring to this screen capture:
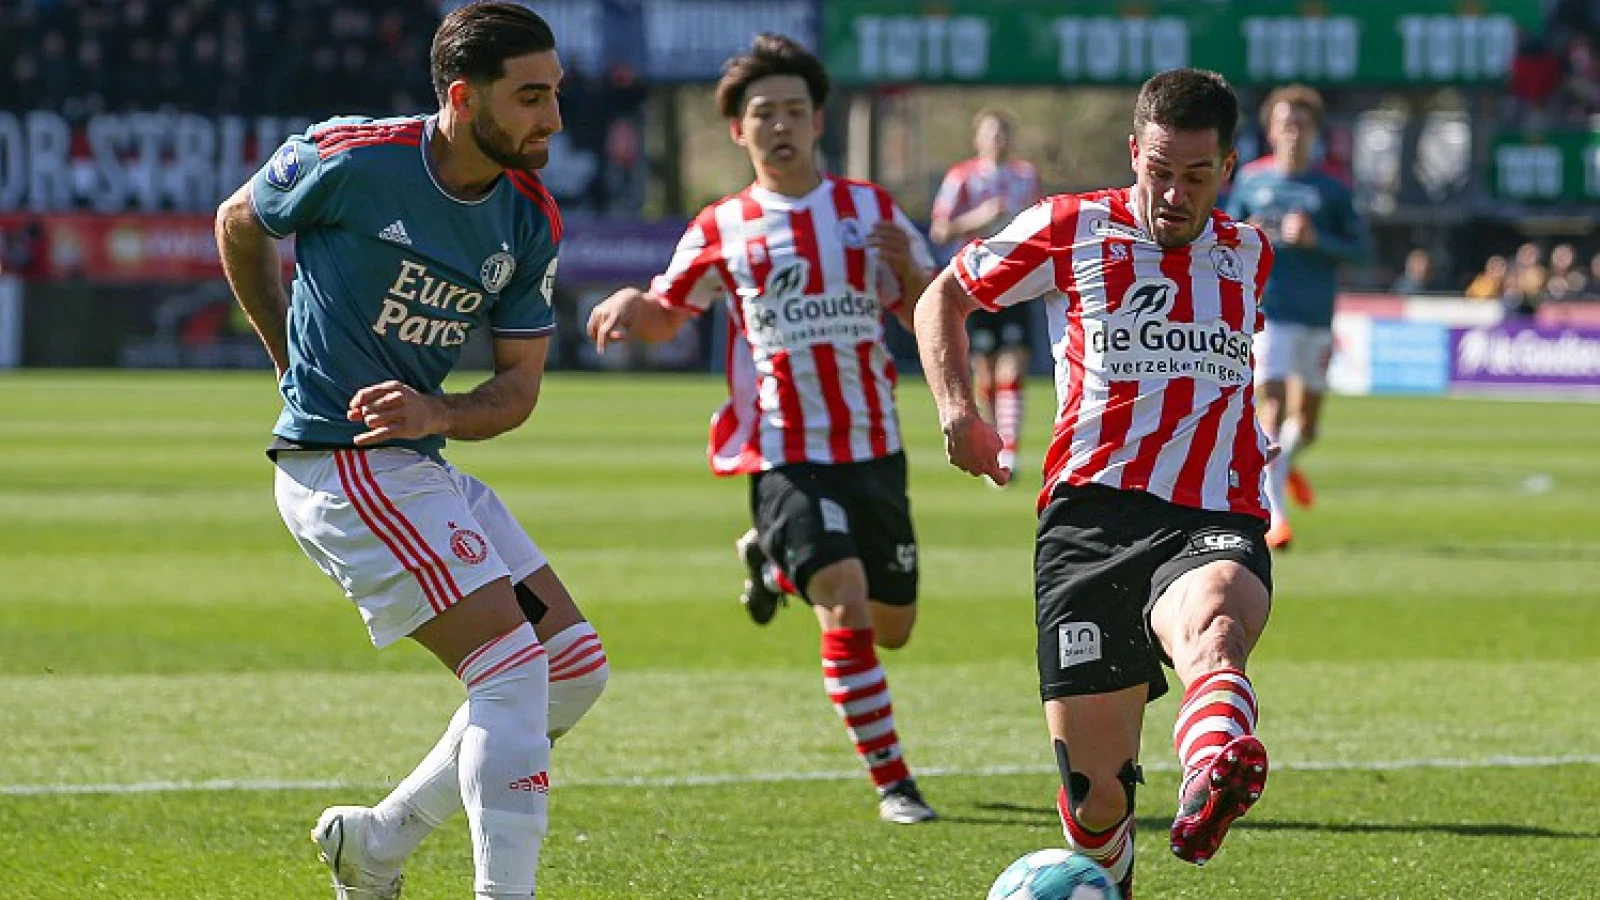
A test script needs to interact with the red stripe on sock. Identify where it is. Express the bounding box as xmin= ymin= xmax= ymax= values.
xmin=828 ymin=679 xmax=887 ymax=705
xmin=549 ymin=654 xmax=607 ymax=683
